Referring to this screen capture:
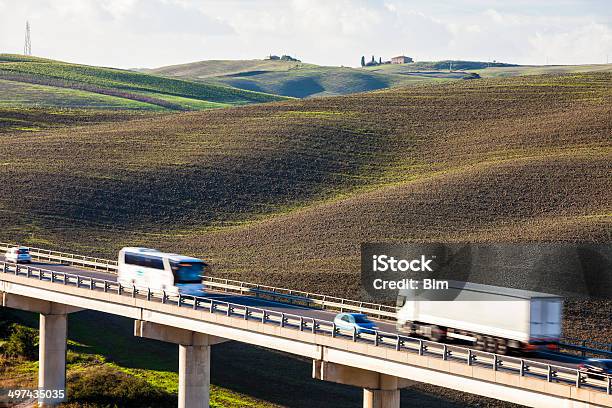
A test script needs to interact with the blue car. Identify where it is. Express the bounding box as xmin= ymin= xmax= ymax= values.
xmin=333 ymin=313 xmax=377 ymax=335
xmin=579 ymin=359 xmax=612 ymax=380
